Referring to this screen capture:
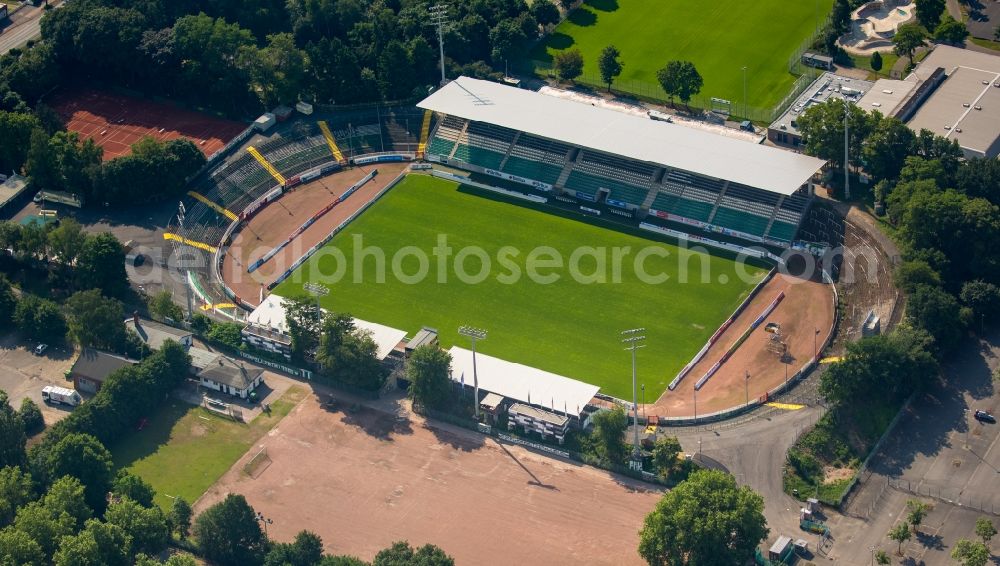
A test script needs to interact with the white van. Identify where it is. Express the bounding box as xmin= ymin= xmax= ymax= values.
xmin=41 ymin=386 xmax=82 ymax=407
